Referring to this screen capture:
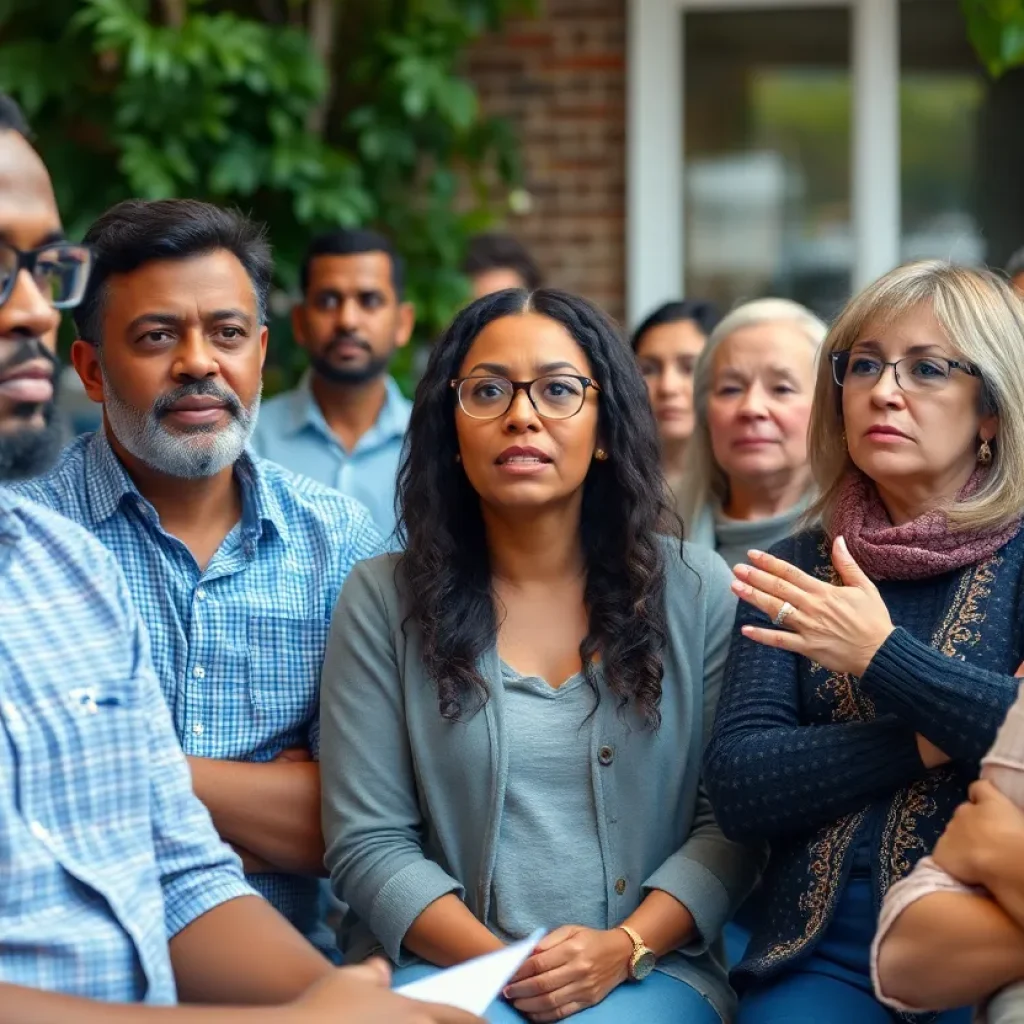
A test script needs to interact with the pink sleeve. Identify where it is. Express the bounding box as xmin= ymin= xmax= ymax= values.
xmin=871 ymin=856 xmax=975 ymax=1012
xmin=872 ymin=683 xmax=1024 ymax=1016
xmin=981 ymin=681 xmax=1024 ymax=804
